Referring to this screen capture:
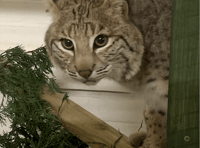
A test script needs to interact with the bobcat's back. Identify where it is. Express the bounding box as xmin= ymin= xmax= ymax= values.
xmin=128 ymin=0 xmax=171 ymax=86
